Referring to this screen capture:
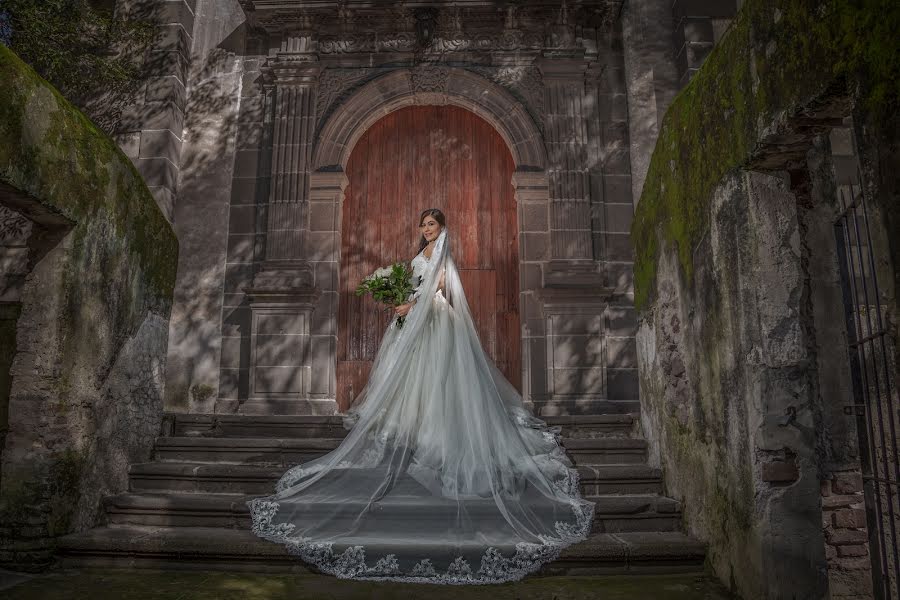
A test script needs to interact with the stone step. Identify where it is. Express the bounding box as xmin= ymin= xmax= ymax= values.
xmin=164 ymin=413 xmax=637 ymax=440
xmin=57 ymin=526 xmax=705 ymax=575
xmin=152 ymin=436 xmax=648 ymax=466
xmin=100 ymin=492 xmax=681 ymax=534
xmin=128 ymin=462 xmax=664 ymax=496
